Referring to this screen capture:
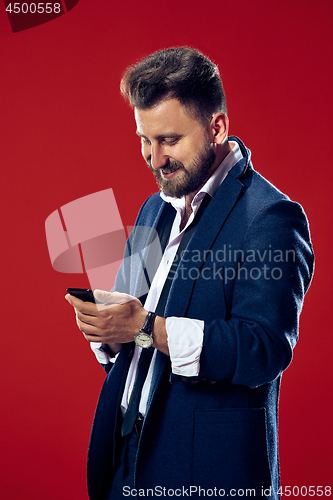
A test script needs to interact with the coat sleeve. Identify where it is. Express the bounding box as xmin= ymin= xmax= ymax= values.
xmin=198 ymin=199 xmax=314 ymax=388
